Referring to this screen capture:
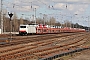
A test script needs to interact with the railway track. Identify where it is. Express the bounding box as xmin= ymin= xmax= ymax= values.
xmin=0 ymin=32 xmax=89 ymax=60
xmin=0 ymin=33 xmax=82 ymax=47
